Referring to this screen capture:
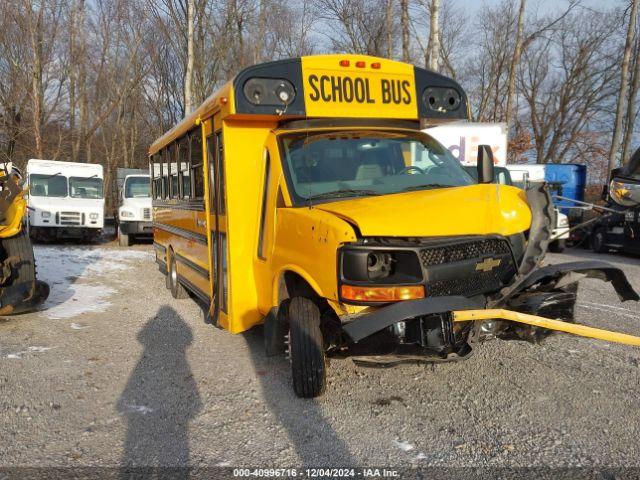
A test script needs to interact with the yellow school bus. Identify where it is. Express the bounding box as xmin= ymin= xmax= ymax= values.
xmin=150 ymin=54 xmax=640 ymax=398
